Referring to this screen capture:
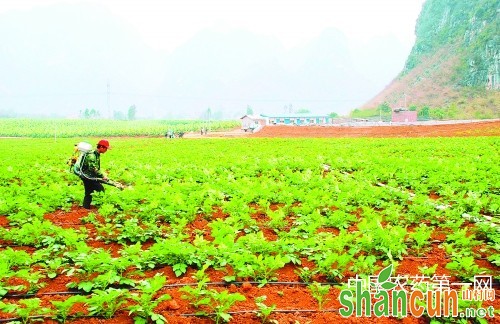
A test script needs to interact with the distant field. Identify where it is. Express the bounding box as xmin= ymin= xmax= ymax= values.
xmin=0 ymin=119 xmax=239 ymax=137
